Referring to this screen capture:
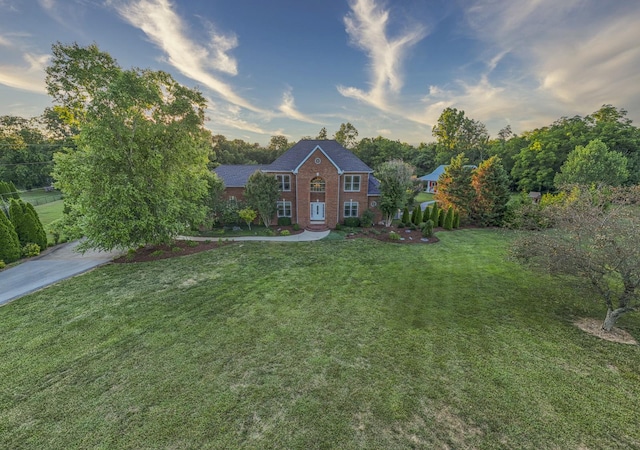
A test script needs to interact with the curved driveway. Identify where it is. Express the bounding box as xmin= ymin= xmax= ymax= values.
xmin=0 ymin=241 xmax=120 ymax=306
xmin=0 ymin=230 xmax=331 ymax=306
